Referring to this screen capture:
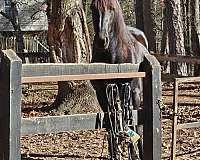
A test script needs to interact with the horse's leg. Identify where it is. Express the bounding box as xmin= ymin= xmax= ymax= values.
xmin=131 ymin=78 xmax=142 ymax=109
xmin=91 ymin=80 xmax=108 ymax=112
xmin=132 ymin=87 xmax=141 ymax=109
xmin=131 ymin=79 xmax=144 ymax=160
xmin=91 ymin=80 xmax=118 ymax=159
